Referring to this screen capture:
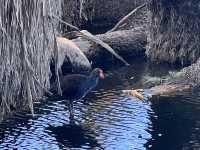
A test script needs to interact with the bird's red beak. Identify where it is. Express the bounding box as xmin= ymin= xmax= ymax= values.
xmin=99 ymin=69 xmax=105 ymax=79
